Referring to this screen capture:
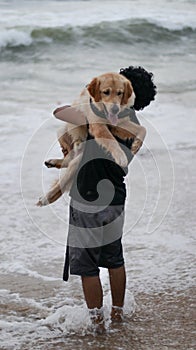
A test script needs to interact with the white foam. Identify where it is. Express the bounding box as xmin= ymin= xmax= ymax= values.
xmin=41 ymin=303 xmax=91 ymax=333
xmin=0 ymin=29 xmax=32 ymax=50
xmin=39 ymin=289 xmax=136 ymax=334
xmin=0 ymin=0 xmax=195 ymax=36
xmin=0 ymin=284 xmax=136 ymax=350
xmin=1 ymin=261 xmax=61 ymax=281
